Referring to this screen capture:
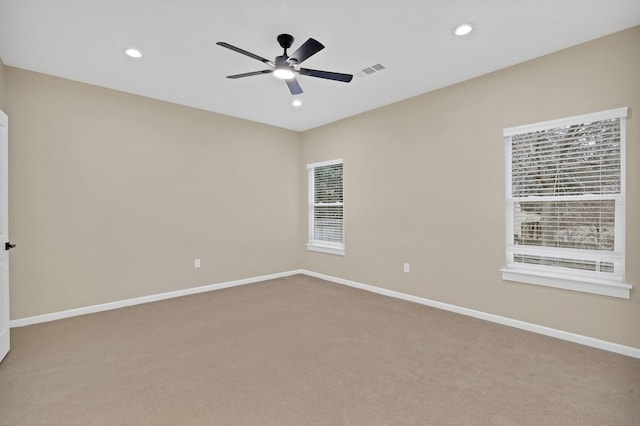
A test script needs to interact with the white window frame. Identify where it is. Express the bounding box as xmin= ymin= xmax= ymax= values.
xmin=501 ymin=107 xmax=632 ymax=299
xmin=307 ymin=158 xmax=344 ymax=256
